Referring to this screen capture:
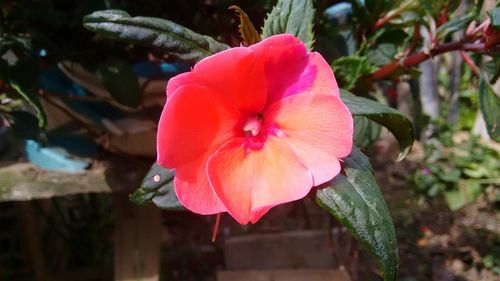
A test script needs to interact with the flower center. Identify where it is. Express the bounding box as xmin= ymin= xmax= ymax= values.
xmin=243 ymin=115 xmax=263 ymax=137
